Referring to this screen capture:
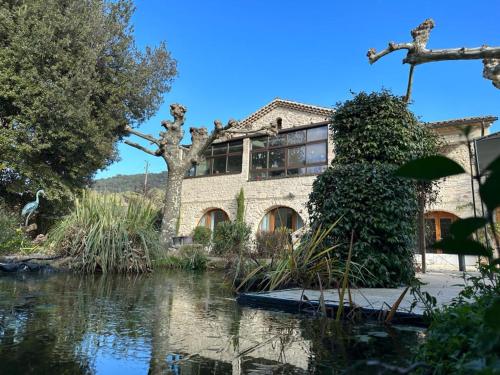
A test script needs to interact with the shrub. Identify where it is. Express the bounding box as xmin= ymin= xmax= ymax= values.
xmin=255 ymin=229 xmax=290 ymax=258
xmin=154 ymin=244 xmax=208 ymax=271
xmin=47 ymin=191 xmax=160 ymax=273
xmin=212 ymin=221 xmax=251 ymax=256
xmin=415 ymin=265 xmax=500 ymax=374
xmin=0 ymin=202 xmax=27 ymax=254
xmin=238 ymin=224 xmax=371 ymax=292
xmin=192 ymin=226 xmax=211 ymax=247
xmin=308 ymin=91 xmax=437 ymax=287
